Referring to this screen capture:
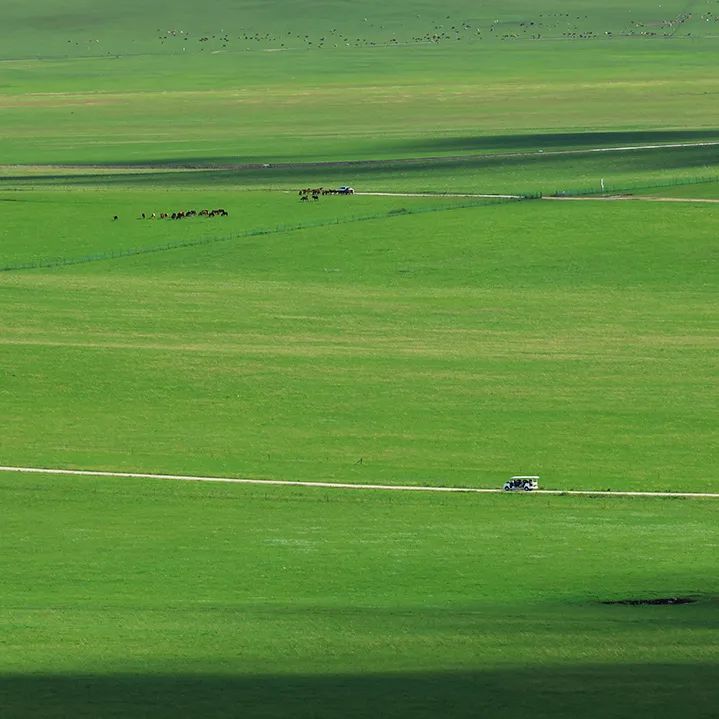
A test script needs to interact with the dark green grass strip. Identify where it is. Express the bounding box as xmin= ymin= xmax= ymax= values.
xmin=2 ymin=666 xmax=718 ymax=719
xmin=0 ymin=196 xmax=523 ymax=273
